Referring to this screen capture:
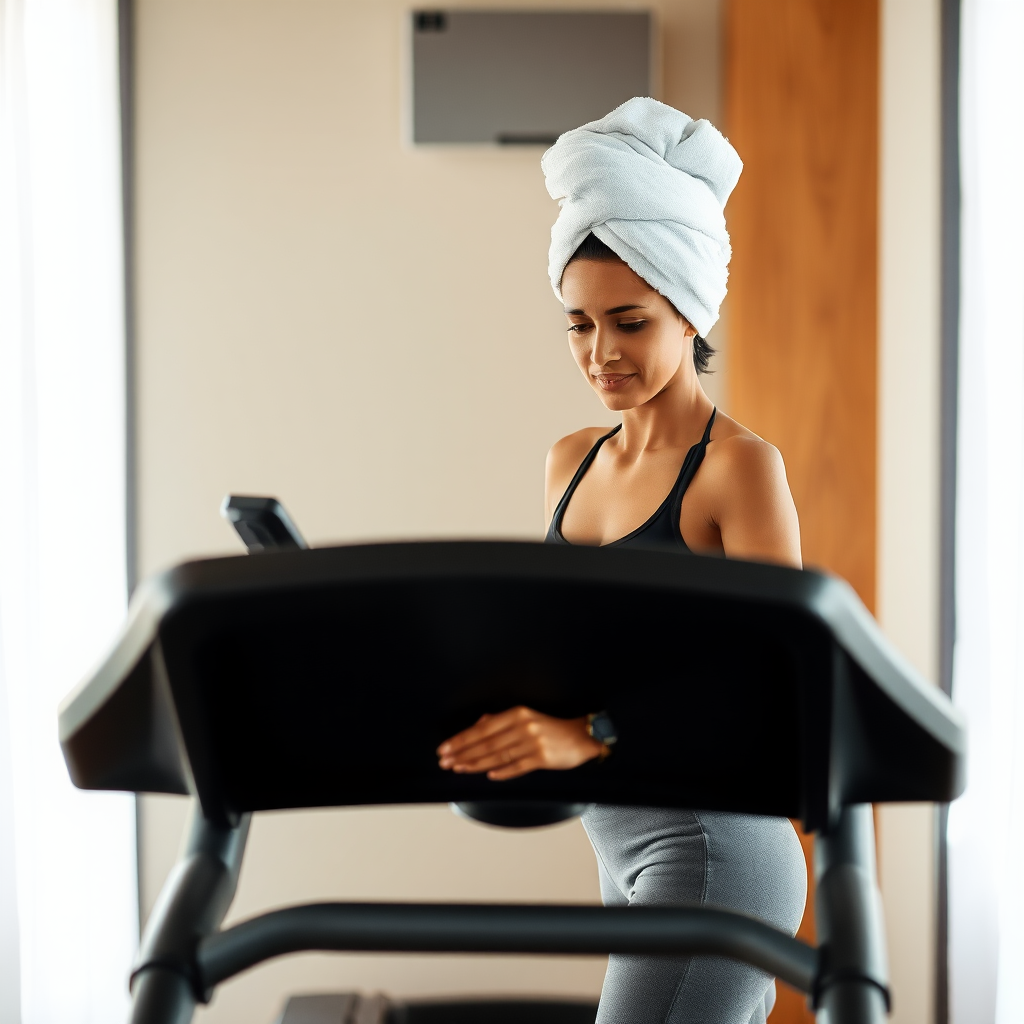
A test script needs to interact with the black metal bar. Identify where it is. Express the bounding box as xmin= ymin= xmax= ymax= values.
xmin=813 ymin=805 xmax=890 ymax=1024
xmin=130 ymin=807 xmax=250 ymax=1024
xmin=197 ymin=902 xmax=818 ymax=995
xmin=129 ymin=969 xmax=196 ymax=1024
xmin=936 ymin=802 xmax=951 ymax=1024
